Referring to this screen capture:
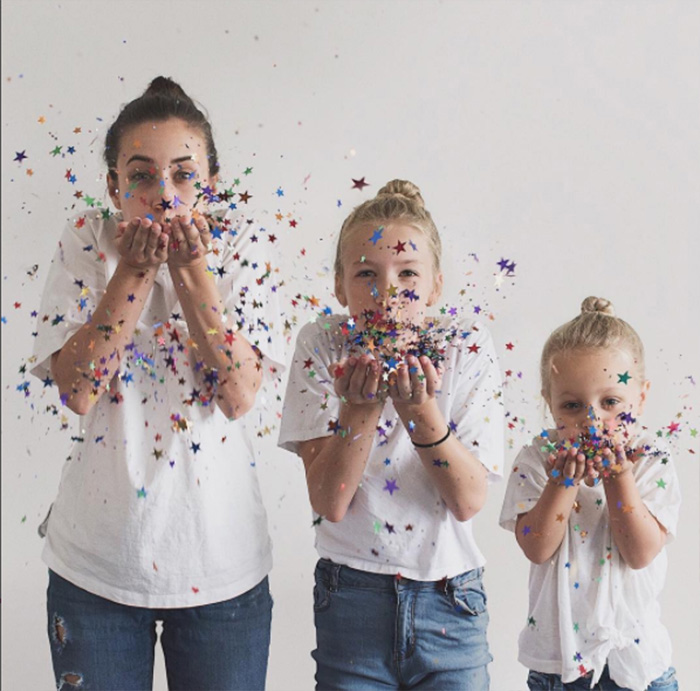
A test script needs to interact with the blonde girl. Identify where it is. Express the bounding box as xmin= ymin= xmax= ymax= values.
xmin=500 ymin=297 xmax=679 ymax=691
xmin=279 ymin=180 xmax=504 ymax=689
